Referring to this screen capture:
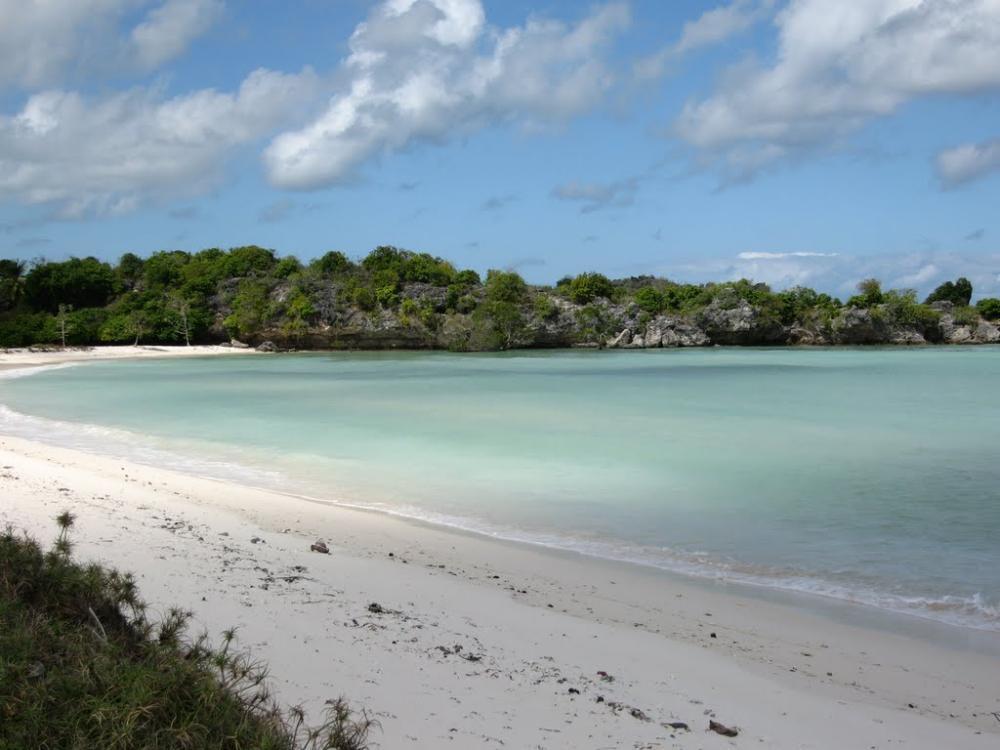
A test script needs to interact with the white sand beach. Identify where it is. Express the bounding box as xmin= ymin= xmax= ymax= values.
xmin=2 ymin=349 xmax=999 ymax=749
